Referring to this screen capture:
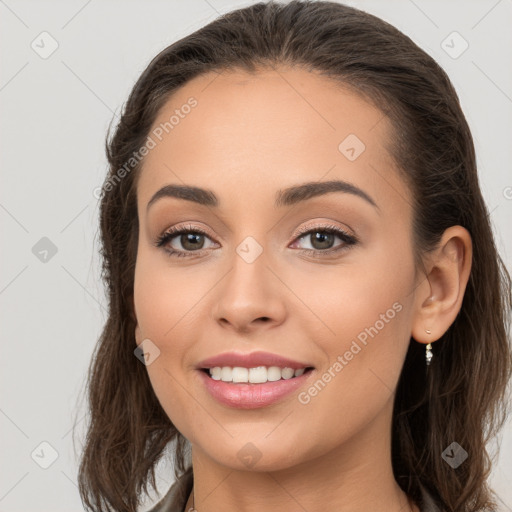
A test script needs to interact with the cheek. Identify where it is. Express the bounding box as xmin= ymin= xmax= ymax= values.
xmin=288 ymin=241 xmax=414 ymax=439
xmin=133 ymin=245 xmax=209 ymax=339
xmin=289 ymin=227 xmax=413 ymax=350
xmin=133 ymin=250 xmax=215 ymax=433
